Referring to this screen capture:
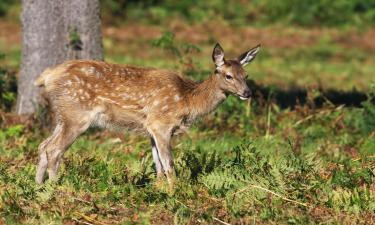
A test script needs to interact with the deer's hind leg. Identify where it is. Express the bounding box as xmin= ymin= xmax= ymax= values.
xmin=36 ymin=114 xmax=93 ymax=183
xmin=35 ymin=123 xmax=64 ymax=184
